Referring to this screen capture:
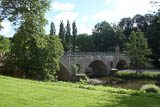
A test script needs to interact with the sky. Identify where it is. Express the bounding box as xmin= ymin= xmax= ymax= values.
xmin=0 ymin=0 xmax=159 ymax=37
